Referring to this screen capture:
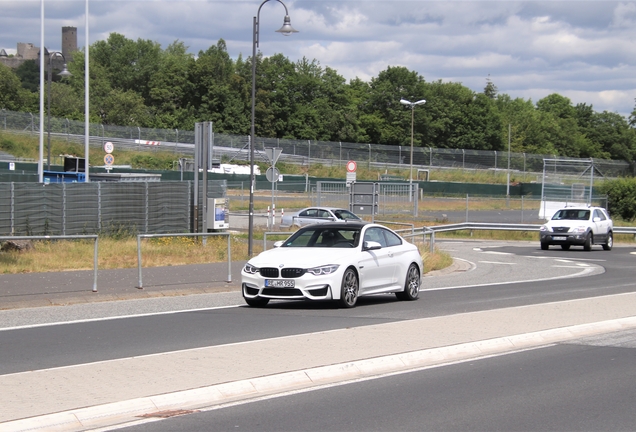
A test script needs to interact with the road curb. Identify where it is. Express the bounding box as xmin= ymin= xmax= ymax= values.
xmin=4 ymin=315 xmax=636 ymax=432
